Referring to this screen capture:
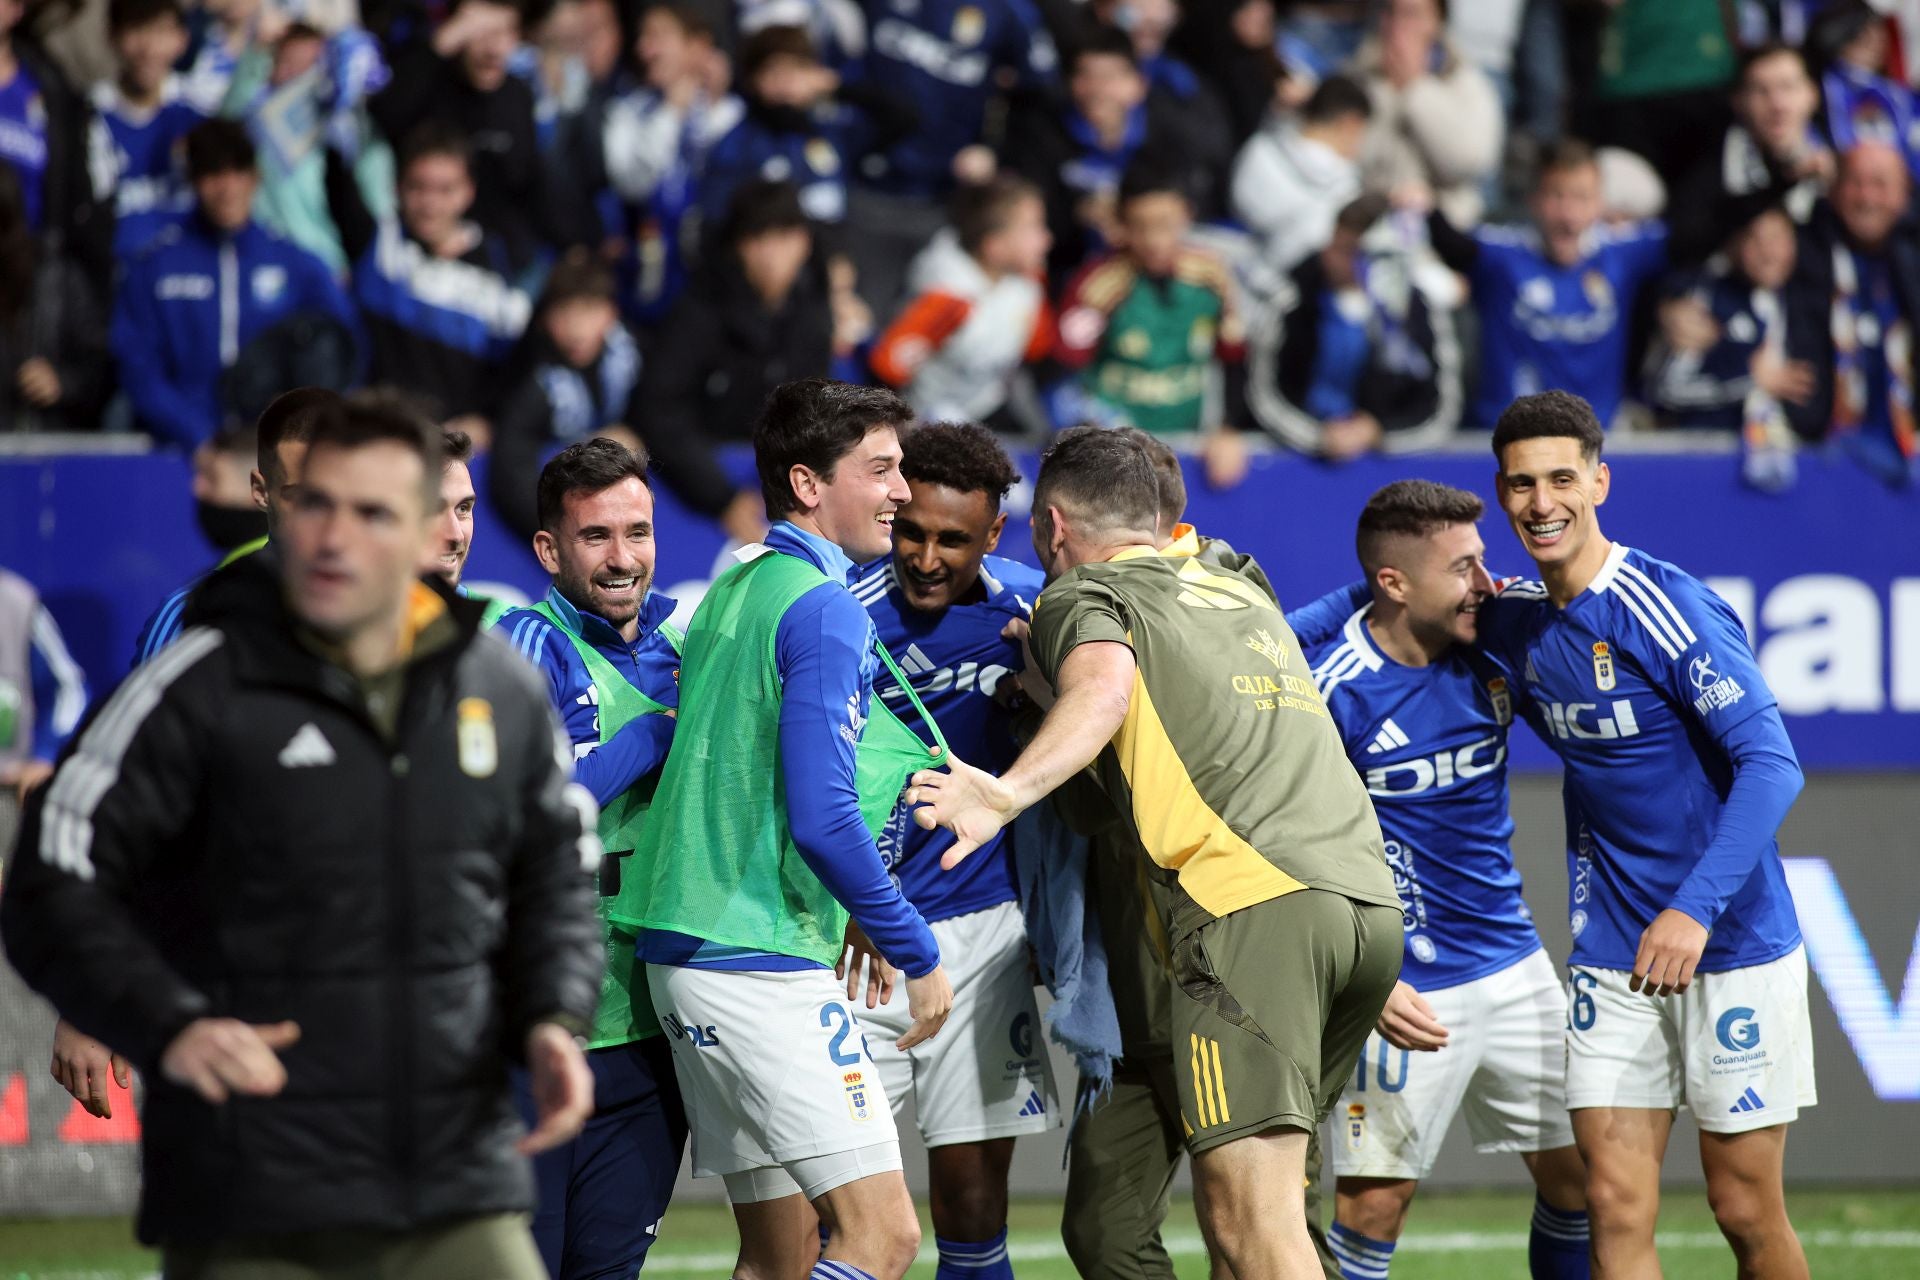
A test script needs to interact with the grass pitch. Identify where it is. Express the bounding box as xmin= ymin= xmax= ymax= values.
xmin=2 ymin=1188 xmax=1917 ymax=1279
